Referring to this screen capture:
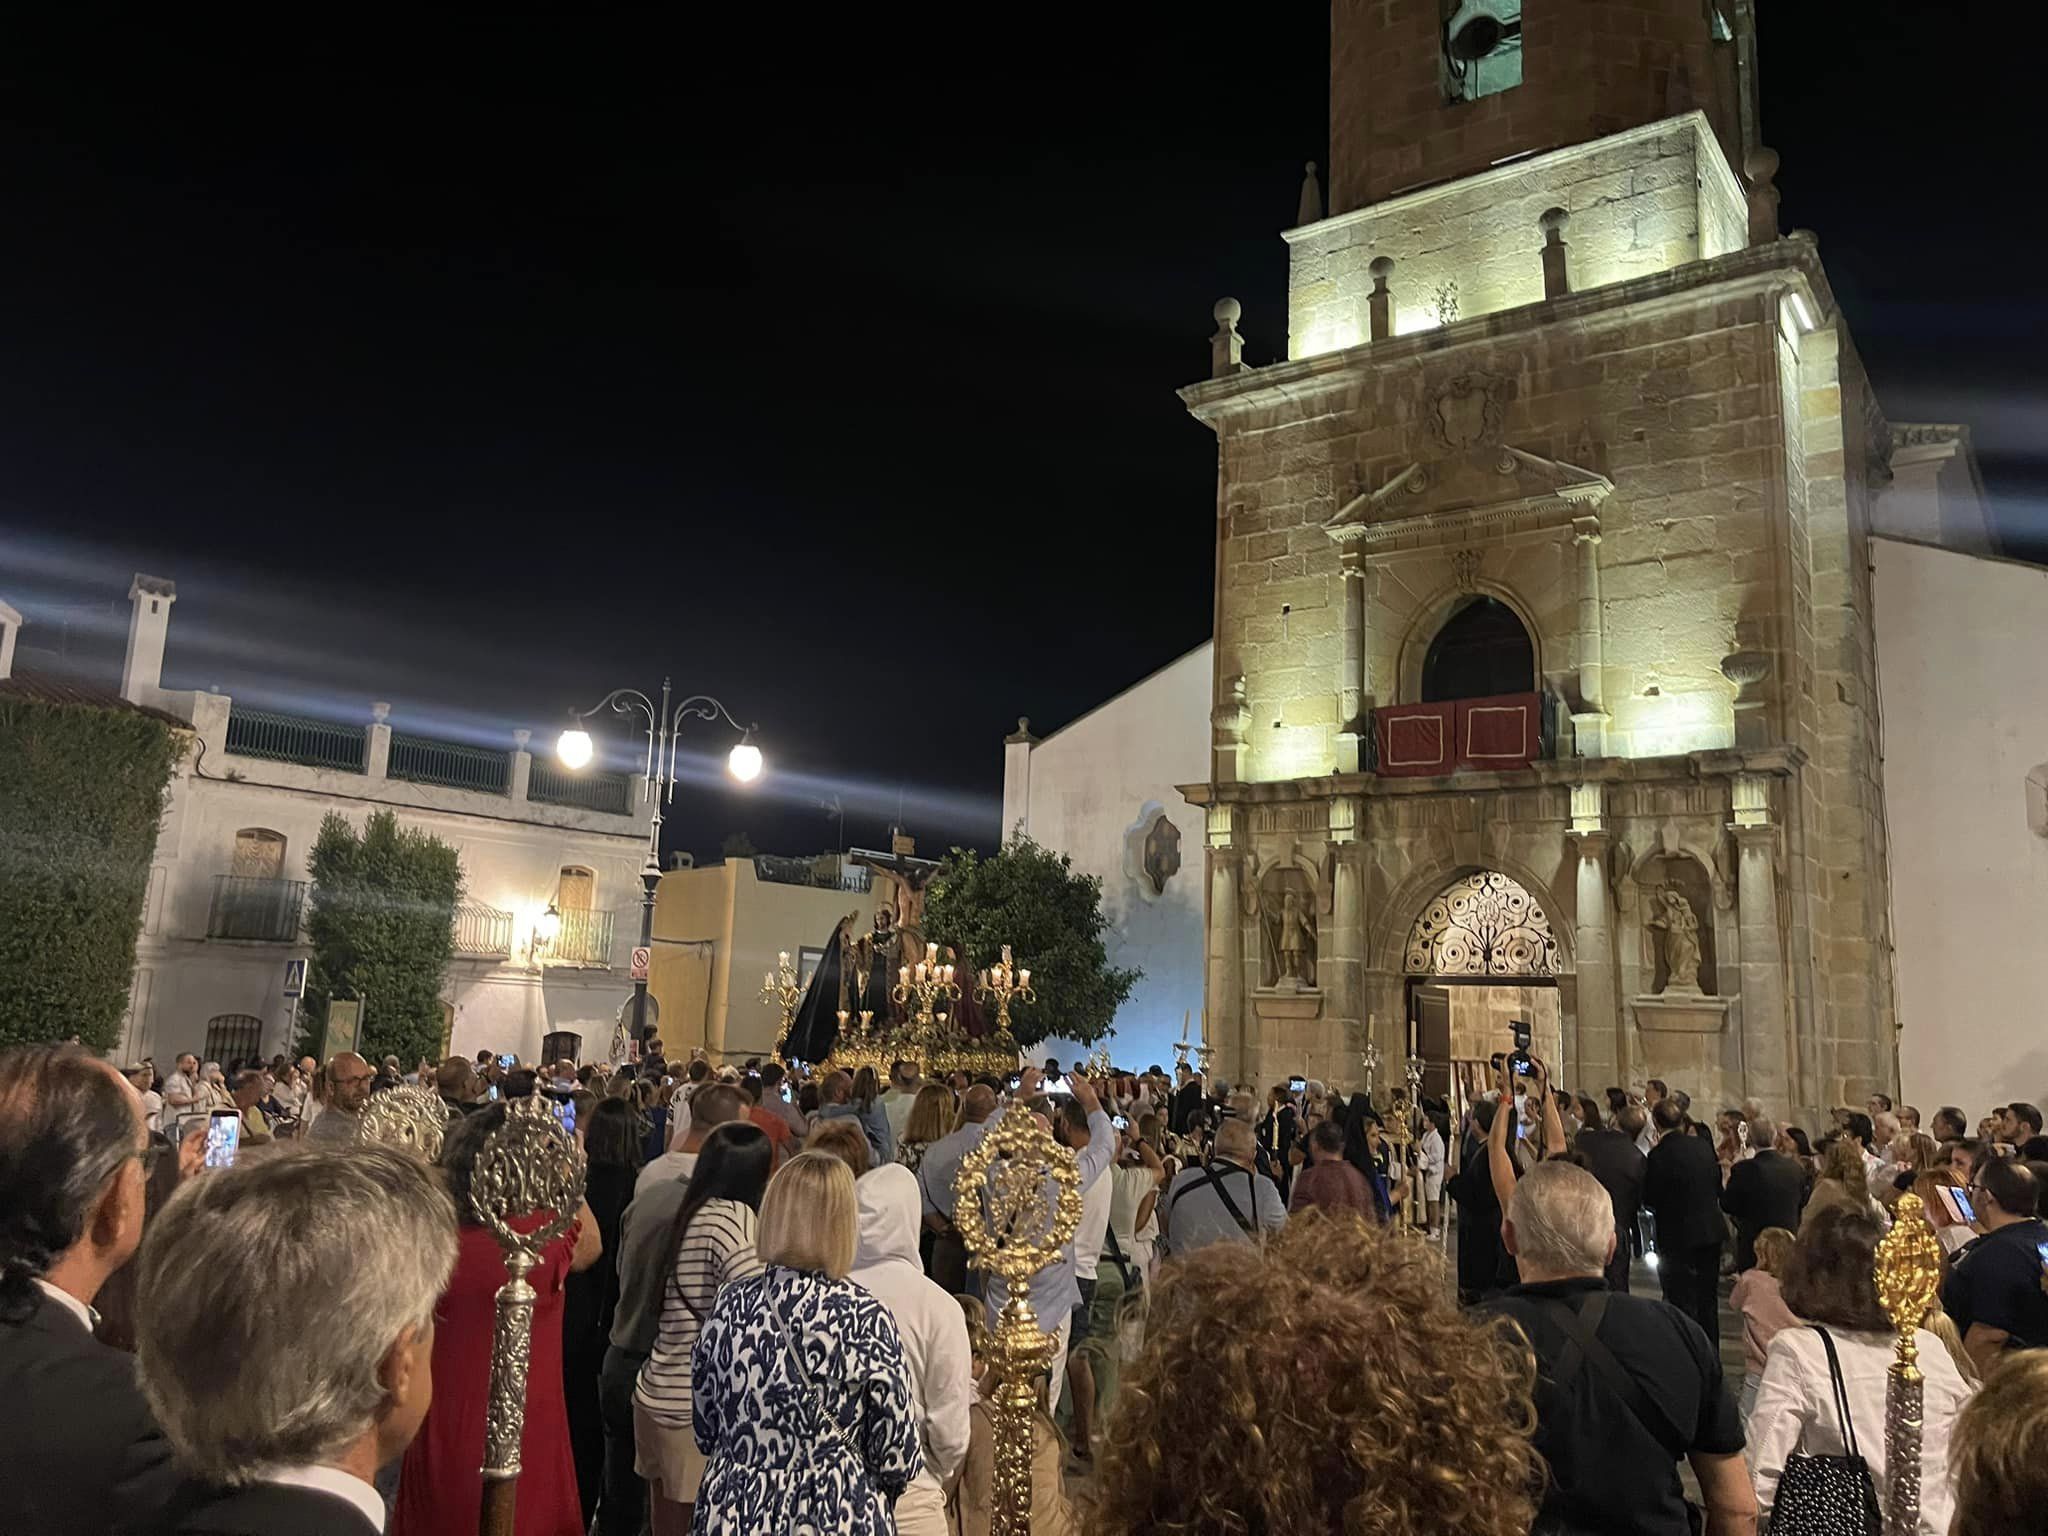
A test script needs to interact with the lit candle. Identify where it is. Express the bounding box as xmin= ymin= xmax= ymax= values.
xmin=778 ymin=950 xmax=789 ymax=968
xmin=1019 ymin=968 xmax=1031 ymax=987
xmin=899 ymin=964 xmax=910 ymax=984
xmin=765 ymin=971 xmax=775 ymax=990
xmin=926 ymin=942 xmax=938 ymax=964
xmin=1001 ymin=944 xmax=1013 ymax=967
xmin=837 ymin=1010 xmax=849 ymax=1026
